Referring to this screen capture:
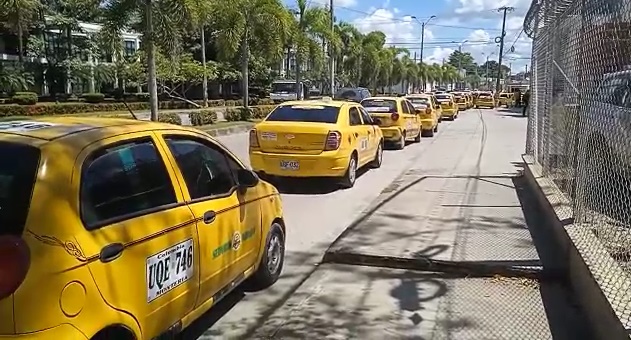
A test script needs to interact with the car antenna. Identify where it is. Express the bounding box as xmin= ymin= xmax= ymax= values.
xmin=122 ymin=98 xmax=139 ymax=120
